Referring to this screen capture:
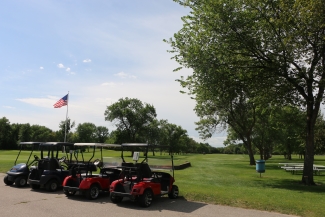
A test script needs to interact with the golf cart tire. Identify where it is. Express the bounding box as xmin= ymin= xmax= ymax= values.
xmin=46 ymin=179 xmax=59 ymax=192
xmin=168 ymin=185 xmax=179 ymax=199
xmin=64 ymin=190 xmax=76 ymax=197
xmin=110 ymin=194 xmax=123 ymax=204
xmin=139 ymin=189 xmax=153 ymax=207
xmin=30 ymin=184 xmax=40 ymax=189
xmin=86 ymin=184 xmax=100 ymax=200
xmin=4 ymin=175 xmax=14 ymax=186
xmin=15 ymin=176 xmax=27 ymax=187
